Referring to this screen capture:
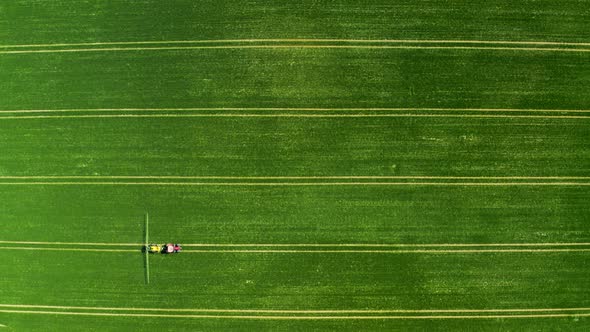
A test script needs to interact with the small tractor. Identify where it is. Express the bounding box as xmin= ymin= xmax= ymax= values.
xmin=147 ymin=243 xmax=182 ymax=254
